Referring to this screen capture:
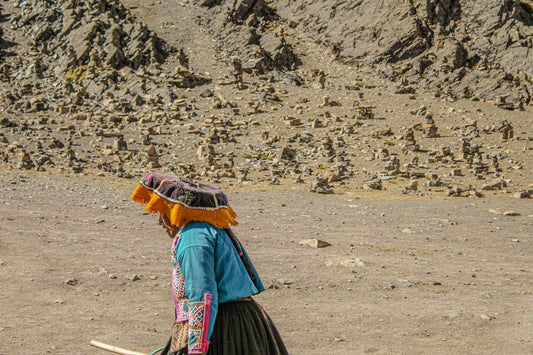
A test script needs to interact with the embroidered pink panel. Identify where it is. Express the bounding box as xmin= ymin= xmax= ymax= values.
xmin=188 ymin=293 xmax=212 ymax=354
